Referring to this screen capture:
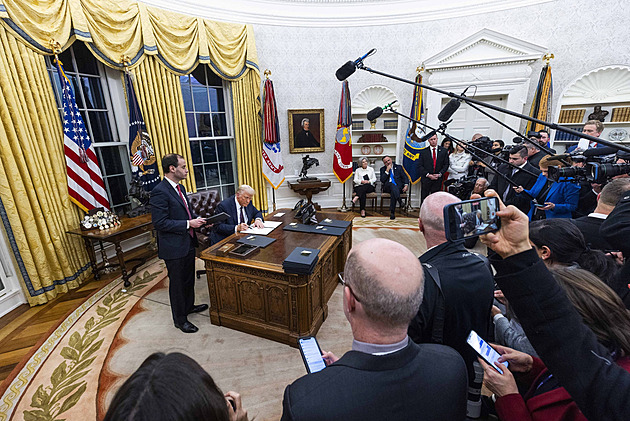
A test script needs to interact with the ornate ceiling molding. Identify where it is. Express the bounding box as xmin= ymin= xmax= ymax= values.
xmin=352 ymin=85 xmax=399 ymax=114
xmin=139 ymin=0 xmax=555 ymax=27
xmin=562 ymin=65 xmax=630 ymax=105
